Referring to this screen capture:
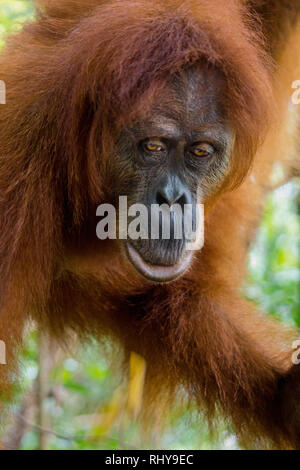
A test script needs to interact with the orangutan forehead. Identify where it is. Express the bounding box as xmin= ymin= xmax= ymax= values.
xmin=131 ymin=66 xmax=228 ymax=136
